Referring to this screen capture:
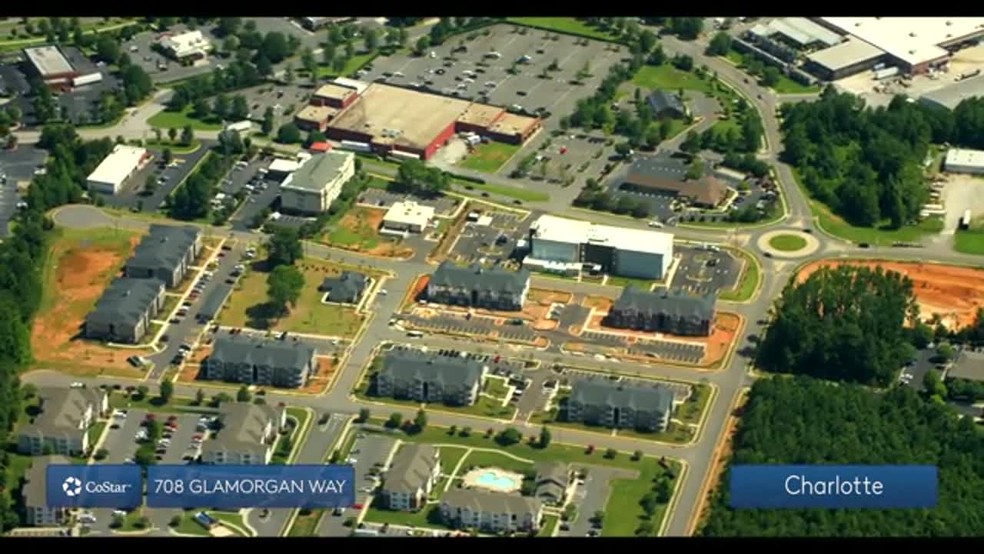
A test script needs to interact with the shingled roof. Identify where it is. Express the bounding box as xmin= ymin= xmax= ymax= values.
xmin=647 ymin=90 xmax=687 ymax=117
xmin=378 ymin=349 xmax=485 ymax=389
xmin=319 ymin=271 xmax=369 ymax=304
xmin=428 ymin=261 xmax=530 ymax=295
xmin=384 ymin=444 xmax=440 ymax=494
xmin=208 ymin=334 xmax=316 ymax=371
xmin=612 ymin=286 xmax=716 ymax=322
xmin=85 ymin=277 xmax=164 ymax=331
xmin=201 ymin=403 xmax=282 ymax=458
xmin=623 ymin=157 xmax=729 ymax=207
xmin=125 ymin=224 xmax=201 ymax=275
xmin=570 ymin=379 xmax=674 ymax=414
xmin=21 ymin=388 xmax=104 ymax=439
xmin=442 ymin=489 xmax=543 ymax=516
